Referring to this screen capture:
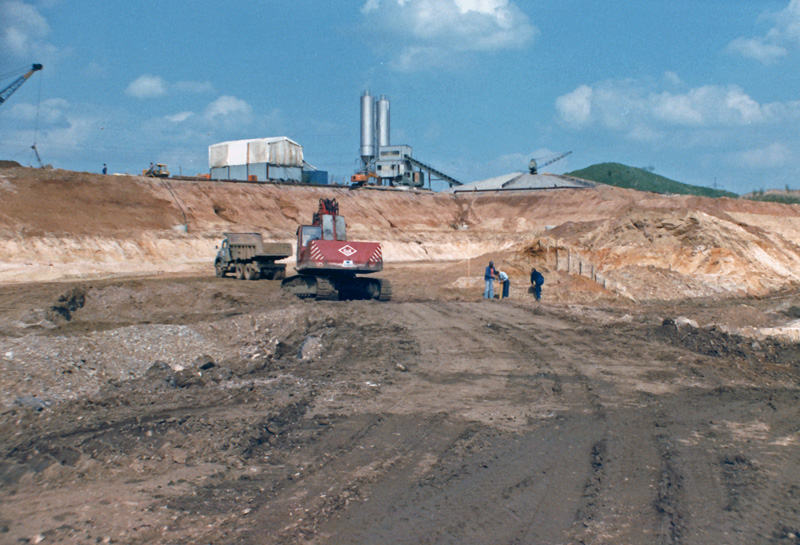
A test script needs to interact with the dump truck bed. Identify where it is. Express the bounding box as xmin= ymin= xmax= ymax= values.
xmin=224 ymin=233 xmax=292 ymax=261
